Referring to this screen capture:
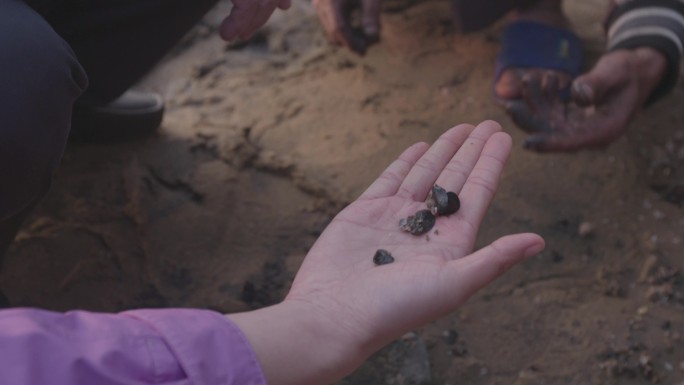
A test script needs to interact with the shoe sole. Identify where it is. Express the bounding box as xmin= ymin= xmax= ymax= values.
xmin=69 ymin=104 xmax=164 ymax=143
